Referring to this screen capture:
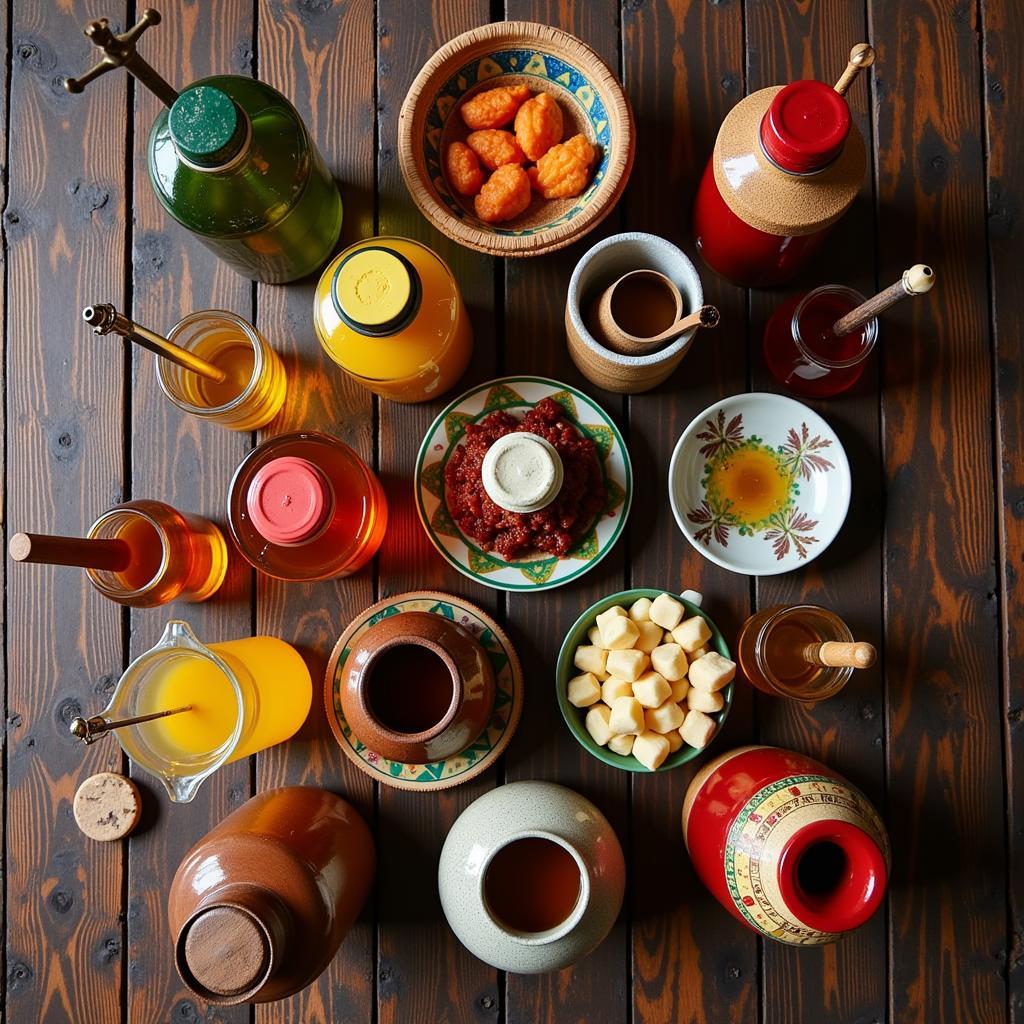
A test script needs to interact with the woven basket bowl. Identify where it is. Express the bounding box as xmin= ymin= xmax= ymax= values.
xmin=398 ymin=22 xmax=635 ymax=257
